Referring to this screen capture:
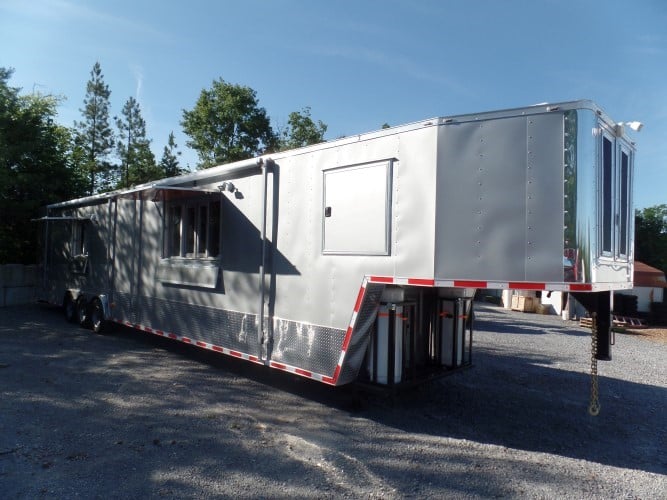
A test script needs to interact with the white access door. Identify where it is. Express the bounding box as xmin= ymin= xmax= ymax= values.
xmin=322 ymin=161 xmax=392 ymax=255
